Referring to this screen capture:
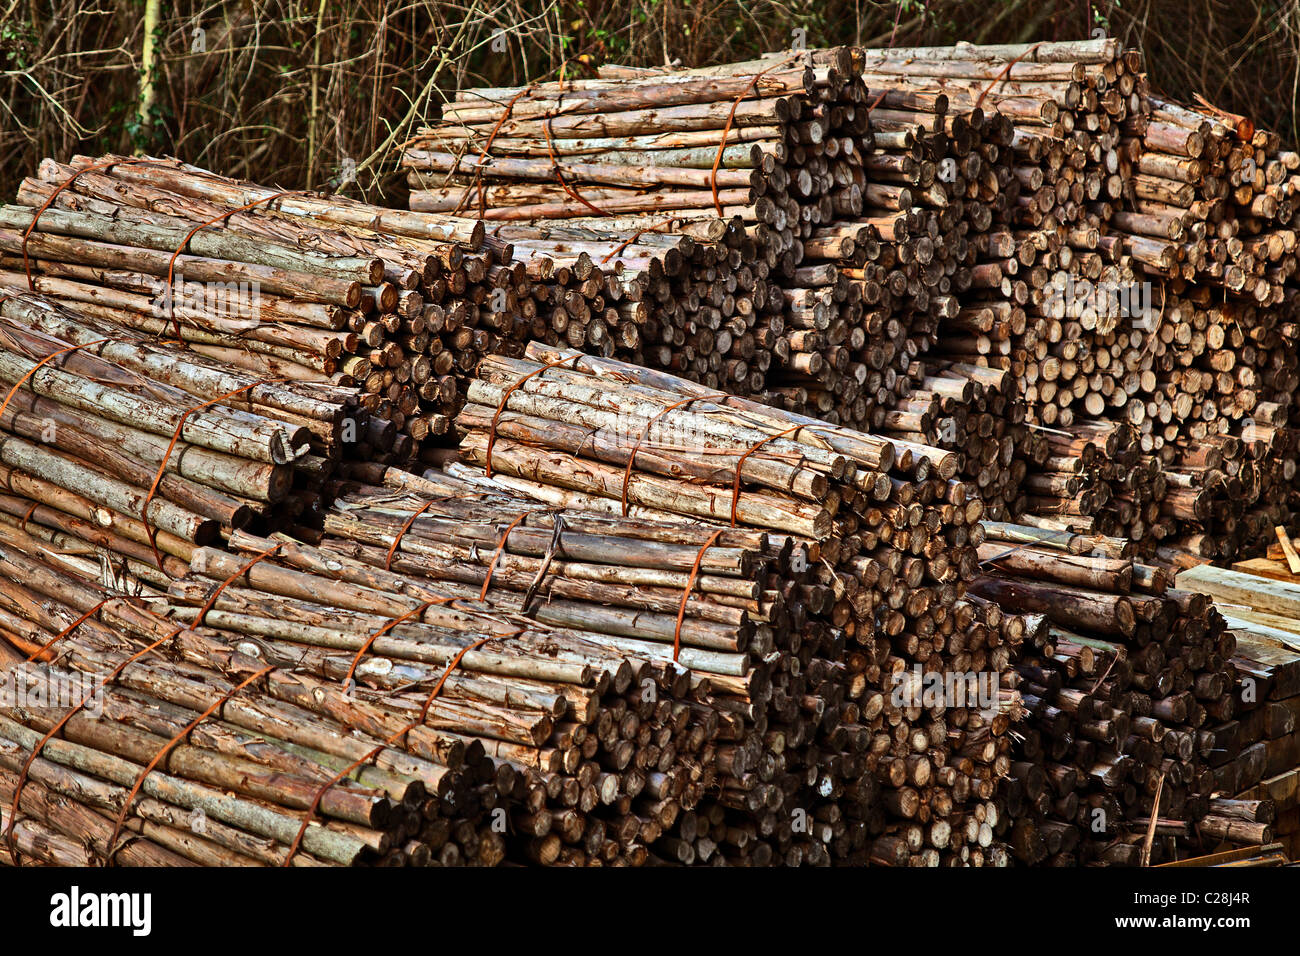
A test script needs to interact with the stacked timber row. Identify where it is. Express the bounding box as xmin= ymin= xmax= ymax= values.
xmin=853 ymin=37 xmax=1136 ymax=429
xmin=0 ymin=450 xmax=866 ymax=866
xmin=300 ymin=474 xmax=808 ymax=865
xmin=405 ymin=49 xmax=1040 ymax=521
xmin=402 ymin=38 xmax=1299 ymax=559
xmin=0 ymin=290 xmax=356 ymax=575
xmin=0 ymin=520 xmax=509 ymax=866
xmin=484 ymin=217 xmax=753 ymax=381
xmin=1117 ymin=97 xmax=1300 ymax=559
xmin=403 ymin=50 xmax=879 ymax=413
xmin=832 ymin=39 xmax=1128 ymax=538
xmin=180 ymin=487 xmax=790 ymax=867
xmin=0 ymin=461 xmax=797 ymax=867
xmin=677 ymin=49 xmax=1014 ymax=432
xmin=782 ymin=49 xmax=1038 ymax=519
xmin=452 ymin=343 xmax=1033 ymax=865
xmin=6 ymin=155 xmax=505 ymax=451
xmin=852 ymin=38 xmax=1172 ymax=549
xmin=0 ymin=329 xmax=1270 ymax=867
xmin=844 ymin=39 xmax=1299 ymax=559
xmin=969 ymin=530 xmax=1262 ymax=864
